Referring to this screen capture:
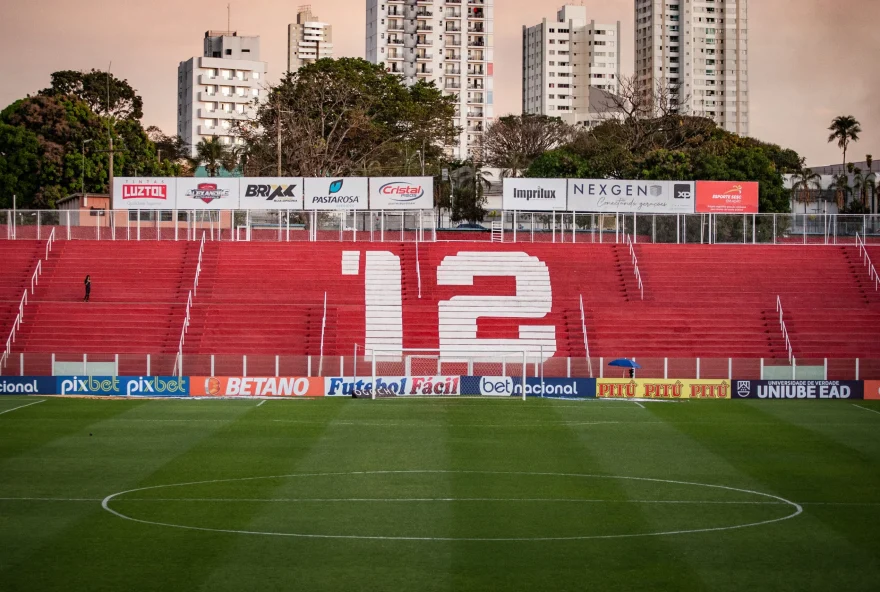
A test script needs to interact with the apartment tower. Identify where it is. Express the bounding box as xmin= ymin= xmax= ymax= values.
xmin=366 ymin=0 xmax=495 ymax=159
xmin=634 ymin=0 xmax=749 ymax=135
xmin=288 ymin=5 xmax=334 ymax=72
